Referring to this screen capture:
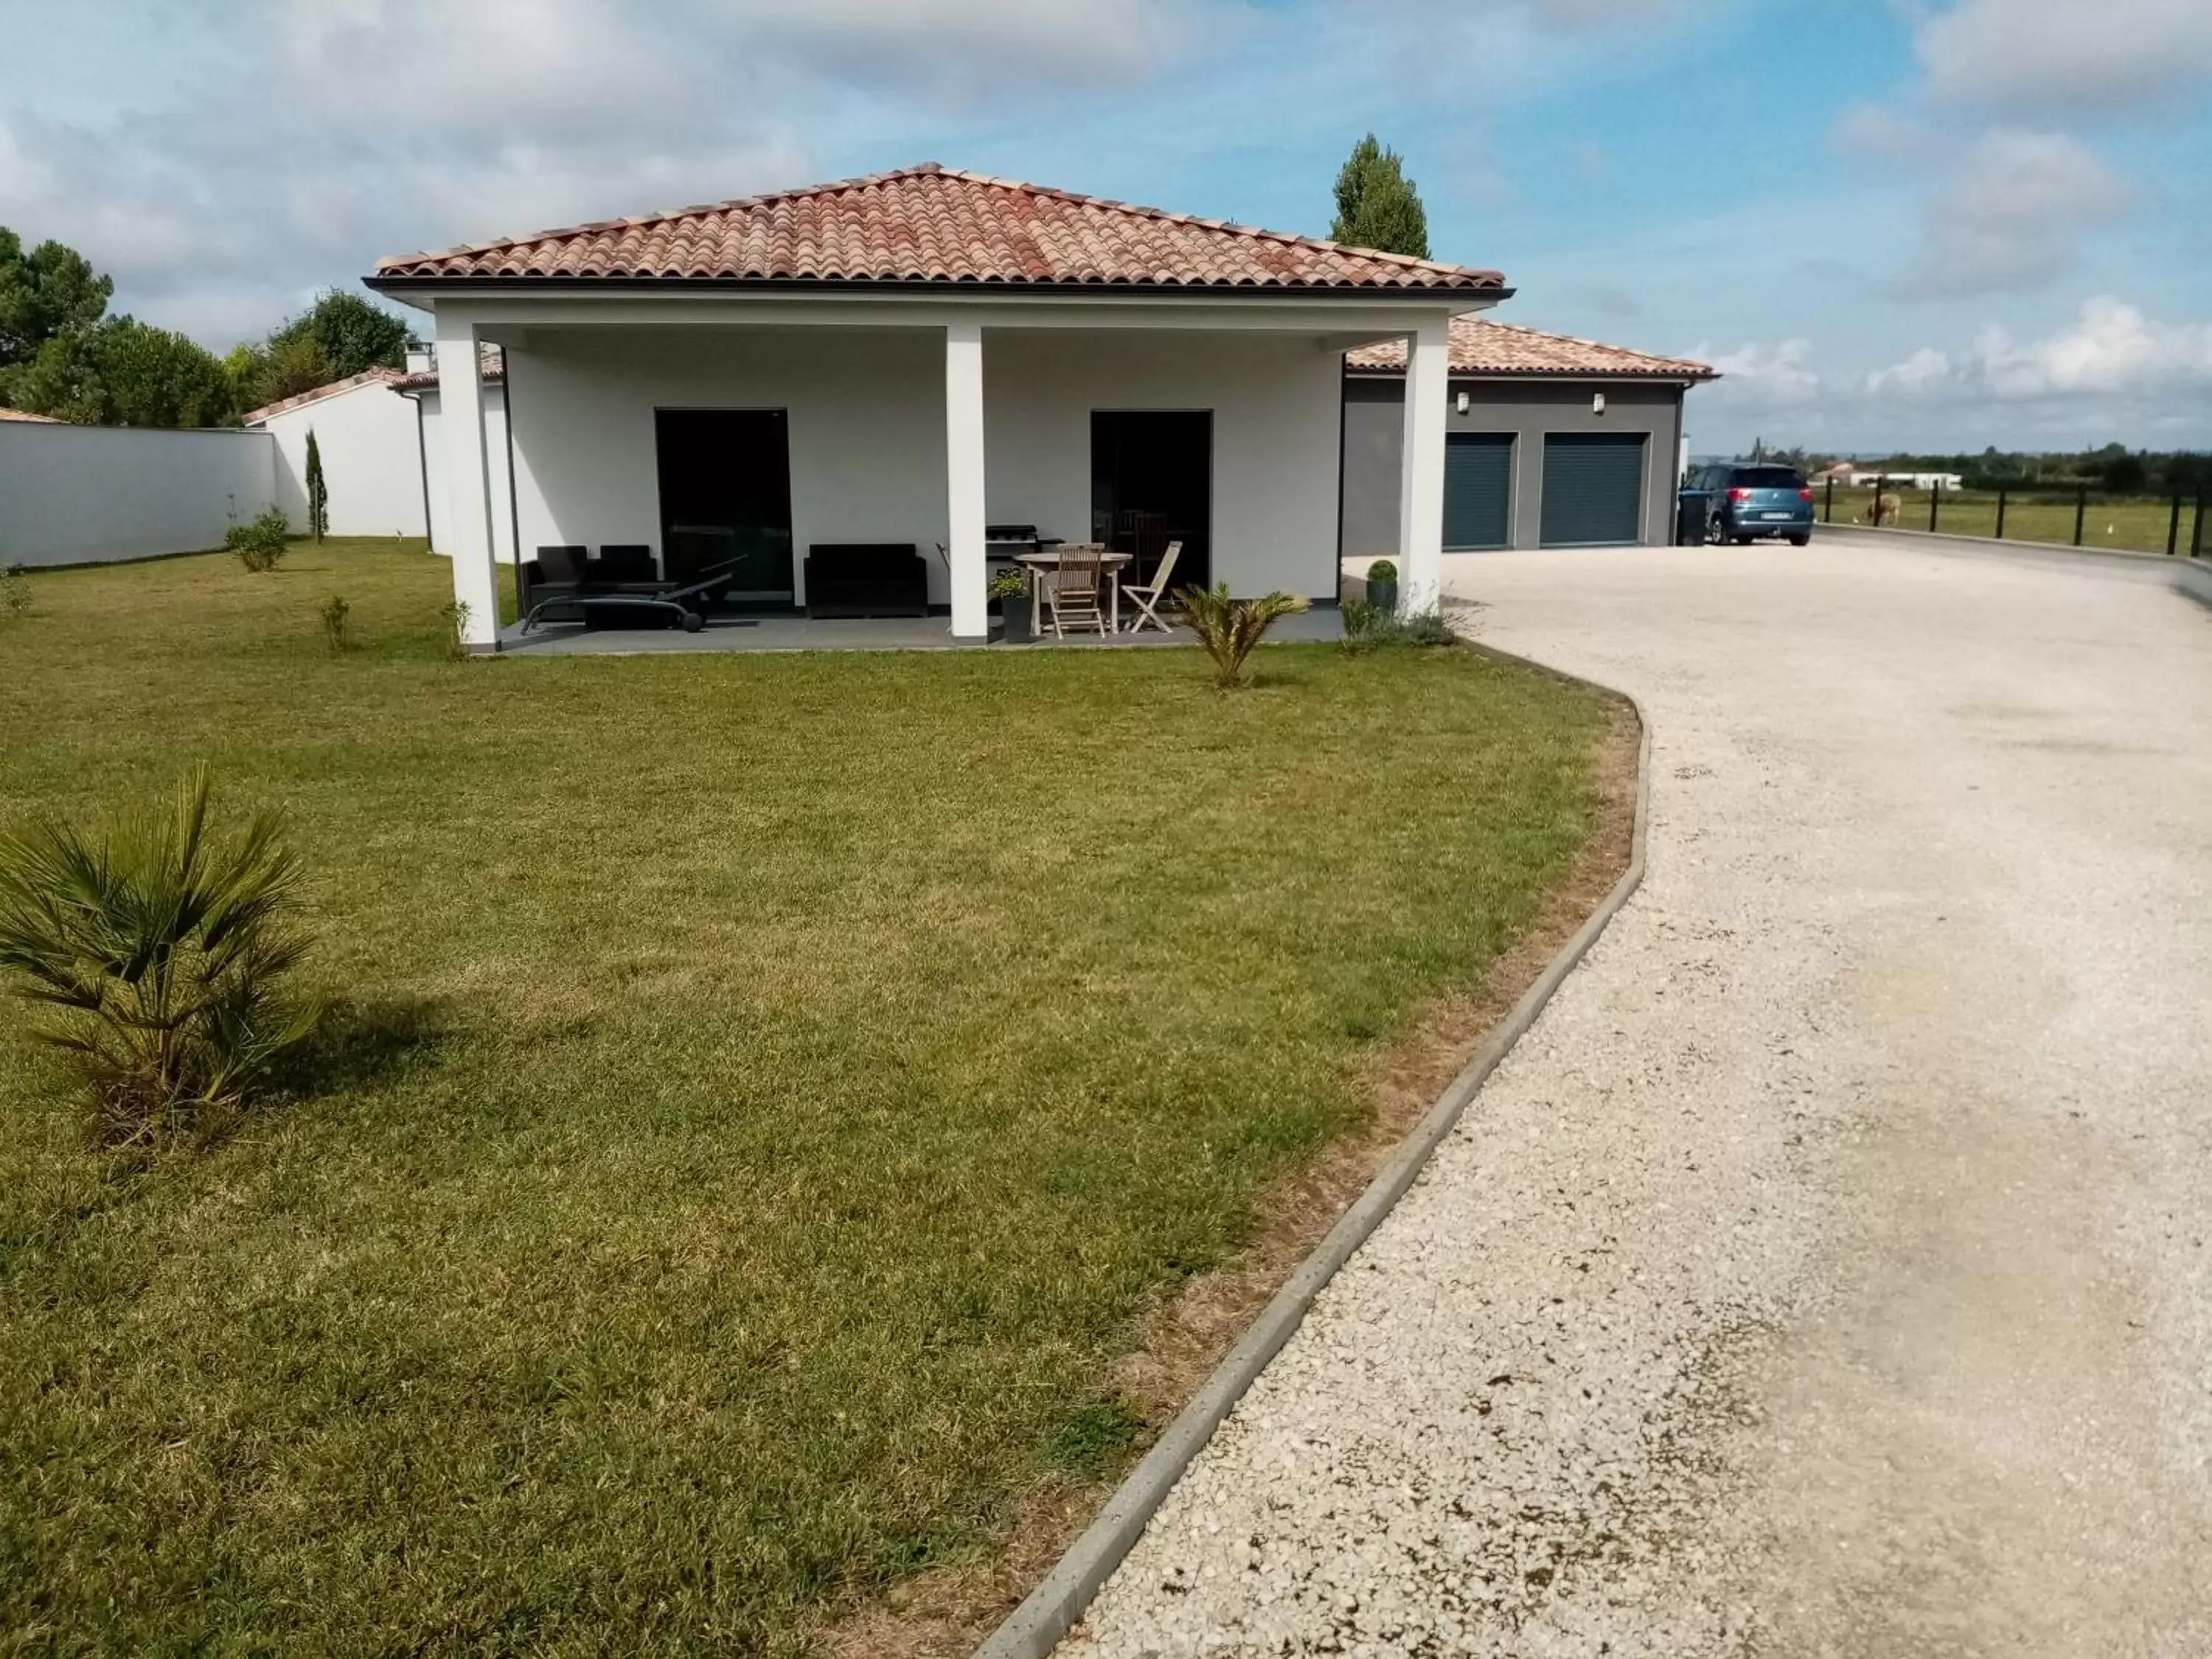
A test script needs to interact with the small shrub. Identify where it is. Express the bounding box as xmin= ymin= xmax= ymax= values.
xmin=0 ymin=765 xmax=318 ymax=1150
xmin=1338 ymin=601 xmax=1458 ymax=655
xmin=1174 ymin=583 xmax=1310 ymax=689
xmin=986 ymin=568 xmax=1029 ymax=600
xmin=1397 ymin=607 xmax=1458 ymax=647
xmin=438 ymin=599 xmax=472 ymax=661
xmin=0 ymin=563 xmax=30 ymax=619
xmin=226 ymin=507 xmax=292 ymax=572
xmin=1366 ymin=558 xmax=1398 ymax=585
xmin=1339 ymin=597 xmax=1385 ymax=653
xmin=319 ymin=594 xmax=352 ymax=653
